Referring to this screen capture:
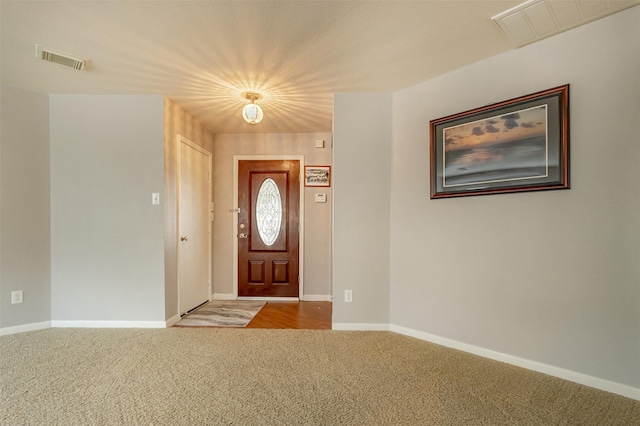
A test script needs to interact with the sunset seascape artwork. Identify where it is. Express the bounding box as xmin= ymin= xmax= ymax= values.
xmin=442 ymin=105 xmax=548 ymax=187
xmin=430 ymin=85 xmax=568 ymax=199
